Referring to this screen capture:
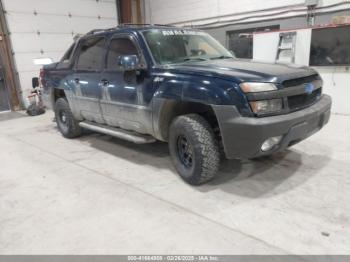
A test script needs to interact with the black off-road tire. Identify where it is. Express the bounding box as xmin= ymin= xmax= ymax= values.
xmin=169 ymin=114 xmax=220 ymax=185
xmin=55 ymin=98 xmax=82 ymax=138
